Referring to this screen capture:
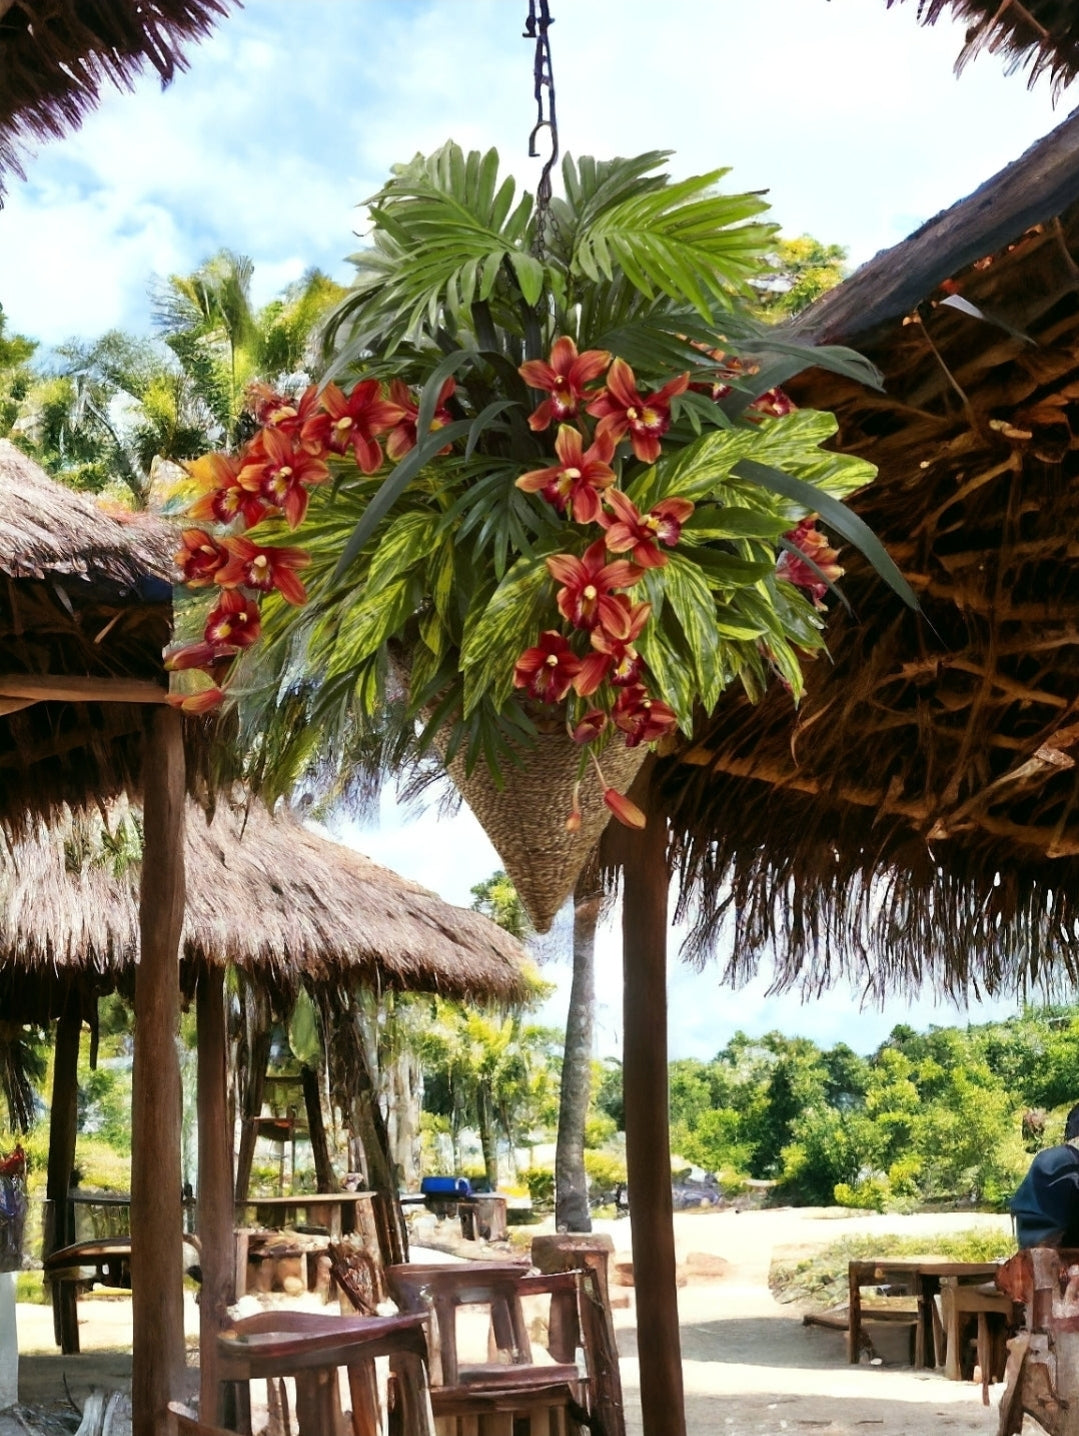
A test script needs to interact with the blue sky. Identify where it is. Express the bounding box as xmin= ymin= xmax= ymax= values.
xmin=1 ymin=0 xmax=1072 ymax=1055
